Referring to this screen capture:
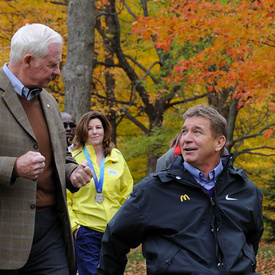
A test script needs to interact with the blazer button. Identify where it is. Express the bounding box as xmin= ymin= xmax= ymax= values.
xmin=33 ymin=144 xmax=39 ymax=150
xmin=30 ymin=204 xmax=36 ymax=210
